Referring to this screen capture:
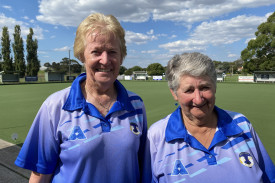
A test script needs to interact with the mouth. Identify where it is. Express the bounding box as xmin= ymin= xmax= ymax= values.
xmin=96 ymin=68 xmax=112 ymax=72
xmin=193 ymin=102 xmax=207 ymax=108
